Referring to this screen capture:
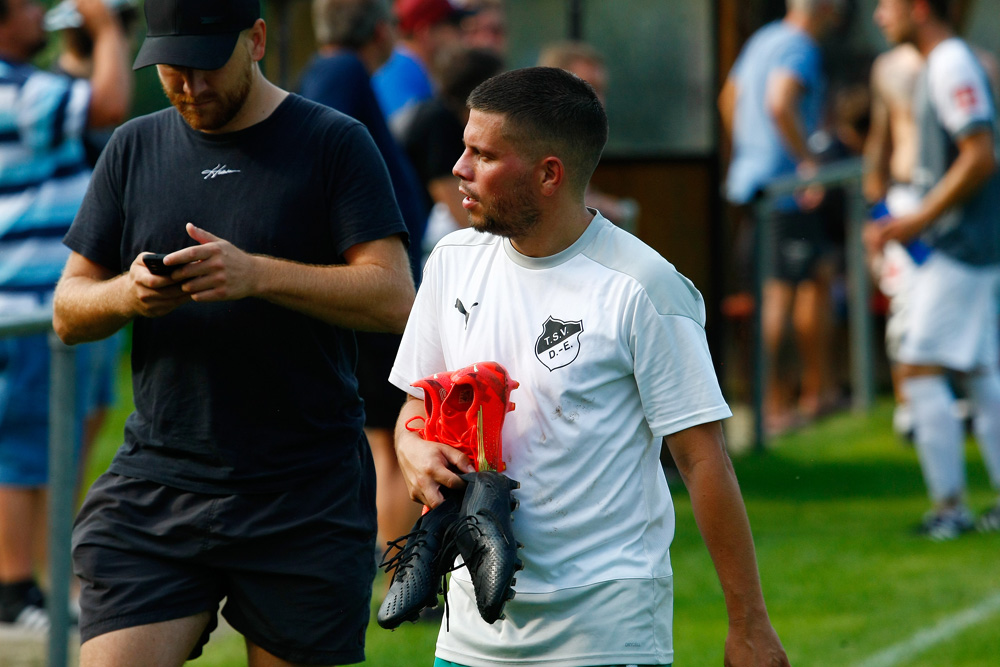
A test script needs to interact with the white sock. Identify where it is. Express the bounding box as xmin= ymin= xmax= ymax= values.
xmin=902 ymin=375 xmax=965 ymax=503
xmin=967 ymin=369 xmax=1000 ymax=491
